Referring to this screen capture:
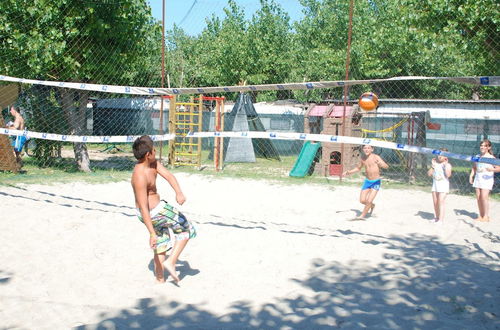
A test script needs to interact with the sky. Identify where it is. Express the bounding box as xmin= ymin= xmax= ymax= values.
xmin=147 ymin=0 xmax=304 ymax=36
